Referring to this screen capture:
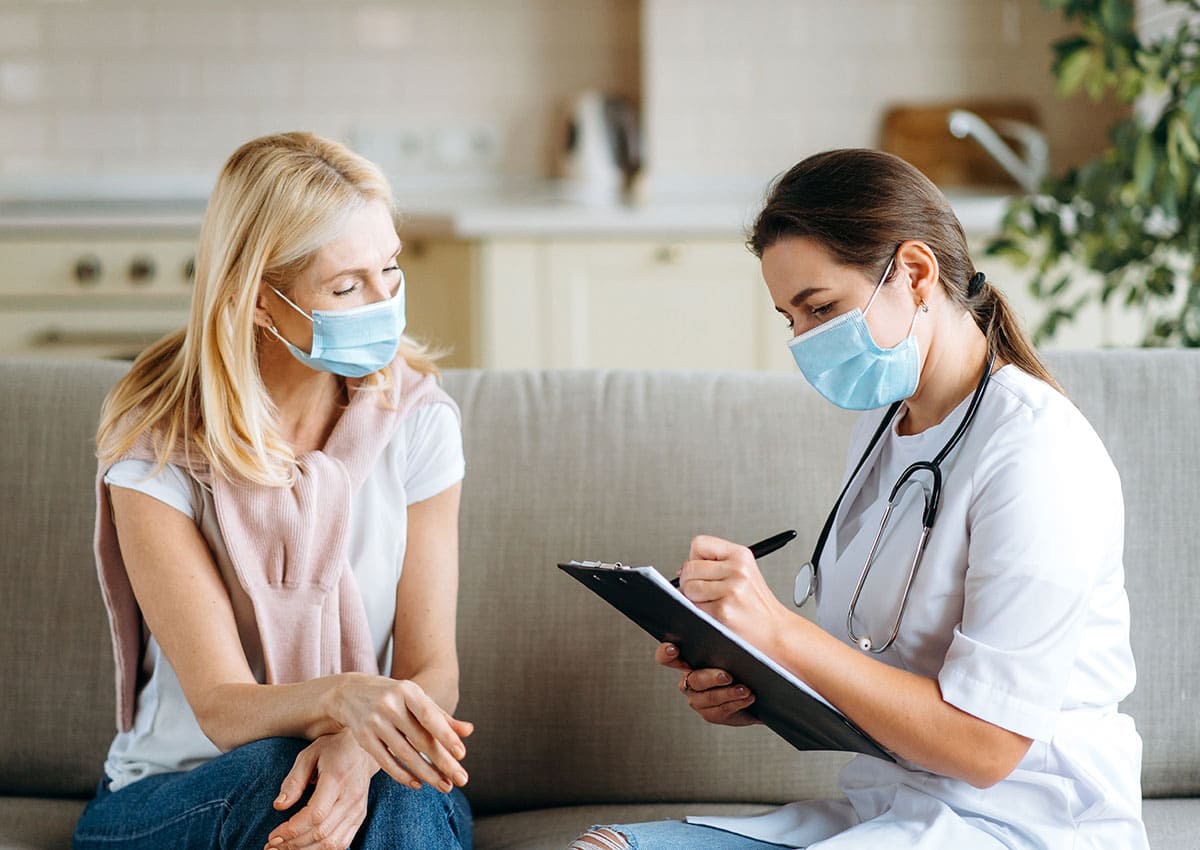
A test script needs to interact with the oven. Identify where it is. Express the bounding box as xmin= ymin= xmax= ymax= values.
xmin=0 ymin=203 xmax=200 ymax=360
